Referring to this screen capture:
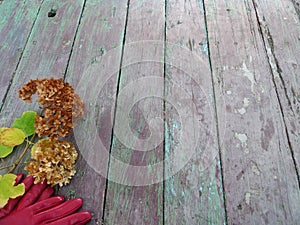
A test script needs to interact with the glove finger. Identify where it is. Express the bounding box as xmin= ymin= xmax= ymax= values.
xmin=0 ymin=176 xmax=34 ymax=218
xmin=15 ymin=173 xmax=24 ymax=184
xmin=15 ymin=181 xmax=48 ymax=211
xmin=30 ymin=196 xmax=64 ymax=214
xmin=37 ymin=187 xmax=54 ymax=202
xmin=35 ymin=198 xmax=83 ymax=224
xmin=22 ymin=176 xmax=35 ymax=190
xmin=46 ymin=211 xmax=92 ymax=225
